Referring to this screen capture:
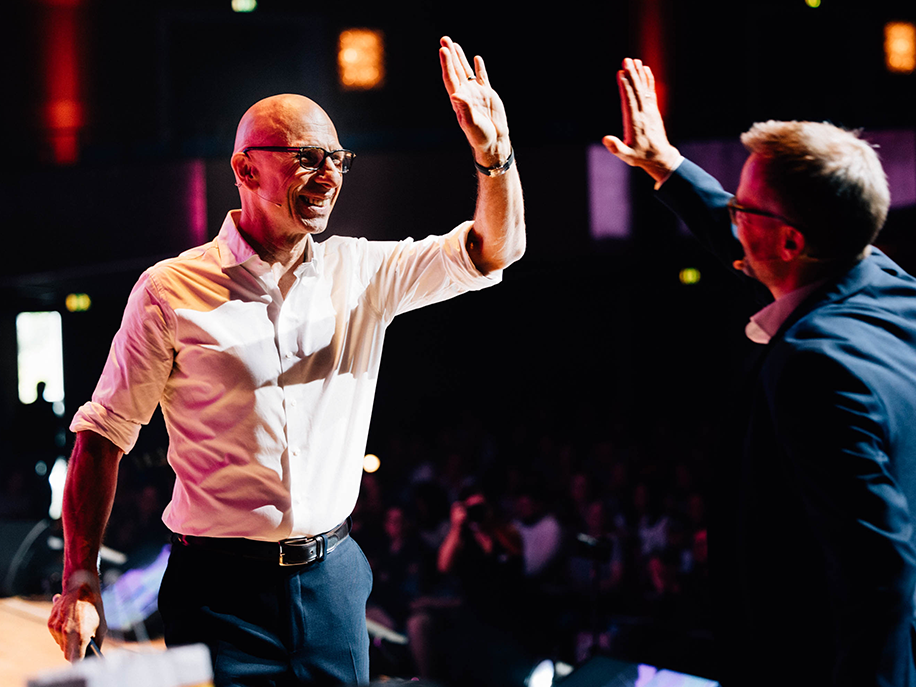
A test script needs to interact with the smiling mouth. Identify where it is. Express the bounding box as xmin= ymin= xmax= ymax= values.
xmin=298 ymin=194 xmax=334 ymax=211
